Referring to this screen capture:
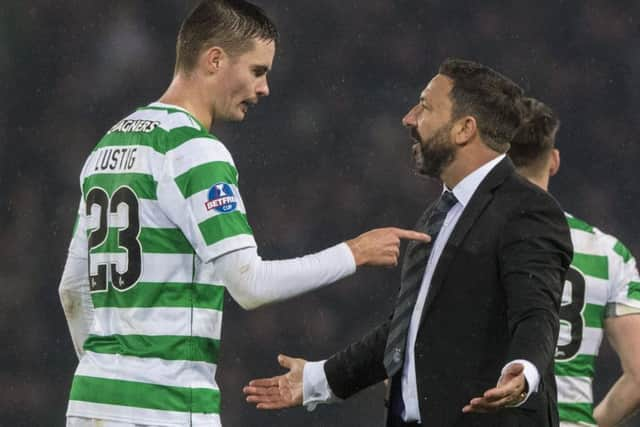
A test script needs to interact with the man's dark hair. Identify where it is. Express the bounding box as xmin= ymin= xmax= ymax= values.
xmin=438 ymin=58 xmax=524 ymax=153
xmin=175 ymin=0 xmax=278 ymax=74
xmin=508 ymin=97 xmax=560 ymax=168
